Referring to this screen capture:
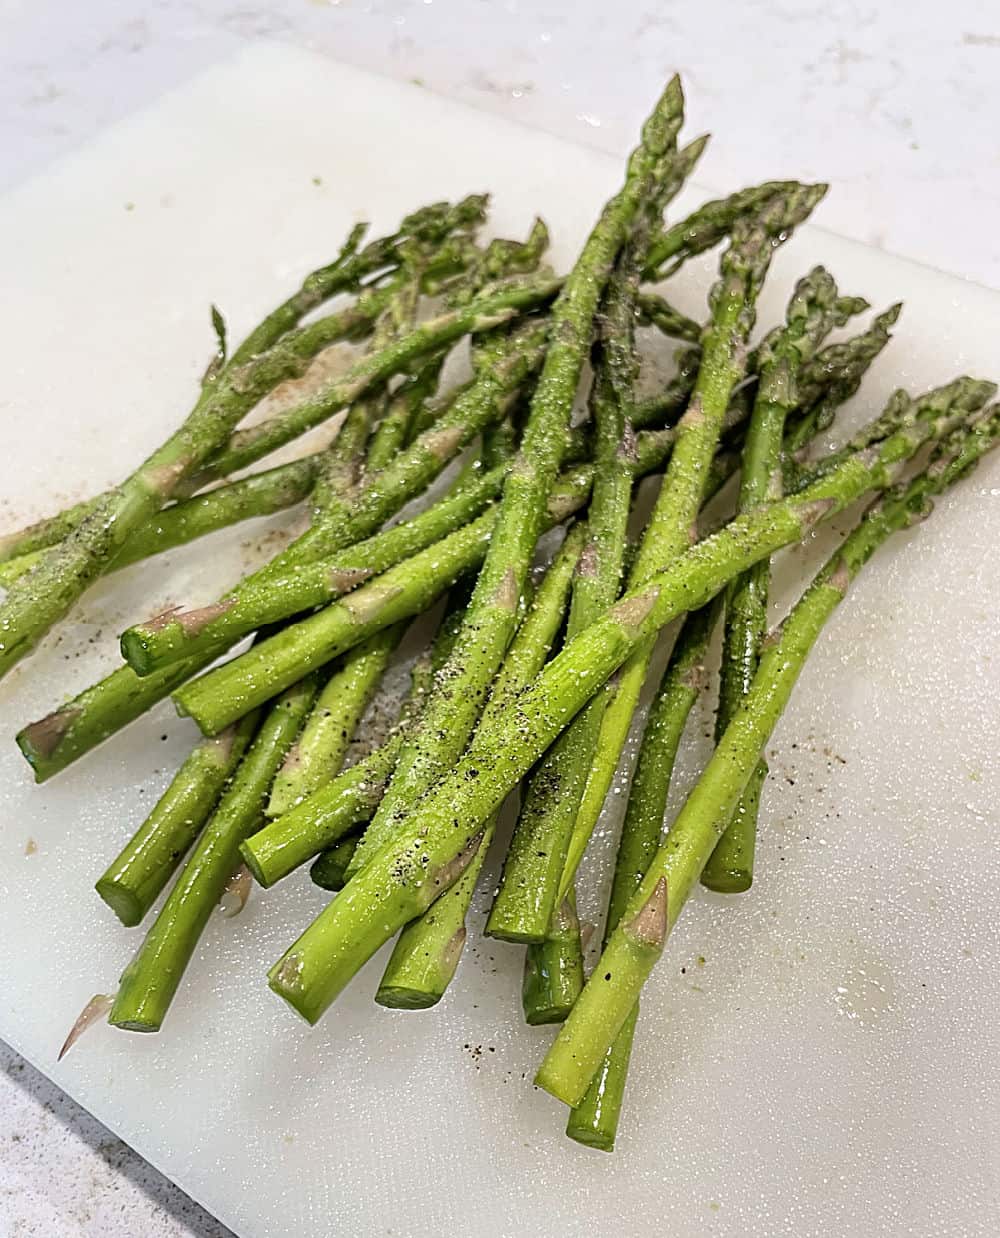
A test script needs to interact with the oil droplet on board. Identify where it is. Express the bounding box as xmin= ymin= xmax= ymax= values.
xmin=832 ymin=962 xmax=896 ymax=1027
